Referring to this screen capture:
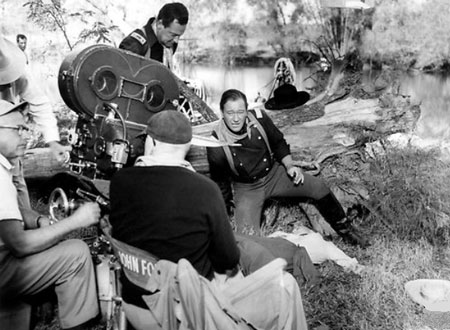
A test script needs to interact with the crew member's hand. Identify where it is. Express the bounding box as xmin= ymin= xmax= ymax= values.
xmin=48 ymin=141 xmax=72 ymax=165
xmin=287 ymin=165 xmax=304 ymax=185
xmin=71 ymin=202 xmax=101 ymax=228
xmin=37 ymin=215 xmax=52 ymax=228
